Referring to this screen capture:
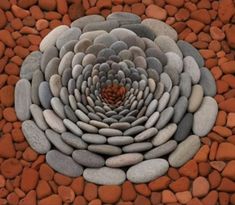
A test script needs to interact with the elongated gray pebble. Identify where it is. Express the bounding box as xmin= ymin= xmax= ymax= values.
xmin=134 ymin=128 xmax=158 ymax=142
xmin=61 ymin=132 xmax=87 ymax=149
xmin=82 ymin=134 xmax=106 ymax=144
xmin=88 ymin=144 xmax=122 ymax=155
